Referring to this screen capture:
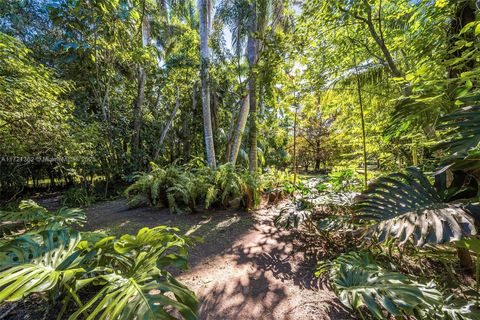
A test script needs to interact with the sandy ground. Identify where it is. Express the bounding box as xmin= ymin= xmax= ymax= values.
xmin=82 ymin=200 xmax=354 ymax=320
